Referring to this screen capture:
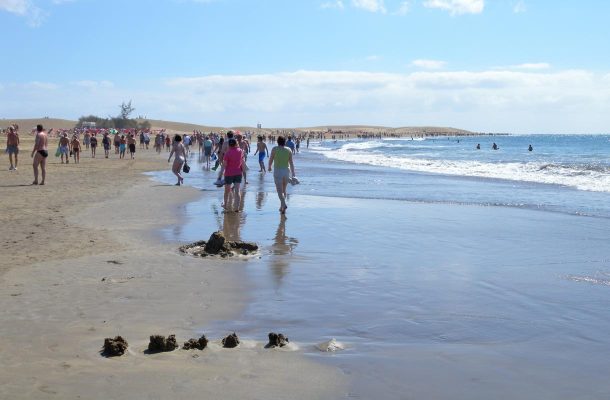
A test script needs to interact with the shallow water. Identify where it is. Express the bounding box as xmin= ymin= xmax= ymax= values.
xmin=151 ymin=140 xmax=610 ymax=399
